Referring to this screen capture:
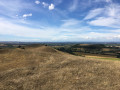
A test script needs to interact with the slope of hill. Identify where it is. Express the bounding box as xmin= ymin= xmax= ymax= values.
xmin=0 ymin=45 xmax=120 ymax=90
